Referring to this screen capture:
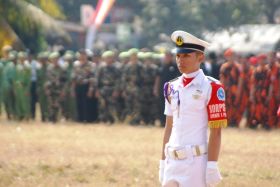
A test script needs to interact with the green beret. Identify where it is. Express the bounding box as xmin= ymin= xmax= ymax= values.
xmin=118 ymin=51 xmax=129 ymax=59
xmin=152 ymin=53 xmax=164 ymax=60
xmin=137 ymin=52 xmax=145 ymax=59
xmin=143 ymin=52 xmax=153 ymax=59
xmin=48 ymin=52 xmax=60 ymax=60
xmin=18 ymin=51 xmax=27 ymax=58
xmin=102 ymin=50 xmax=114 ymax=58
xmin=63 ymin=51 xmax=74 ymax=60
xmin=38 ymin=51 xmax=50 ymax=59
xmin=128 ymin=48 xmax=139 ymax=55
xmin=9 ymin=50 xmax=18 ymax=60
